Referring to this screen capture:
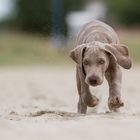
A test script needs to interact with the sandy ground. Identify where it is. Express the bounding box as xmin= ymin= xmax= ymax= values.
xmin=0 ymin=65 xmax=140 ymax=140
